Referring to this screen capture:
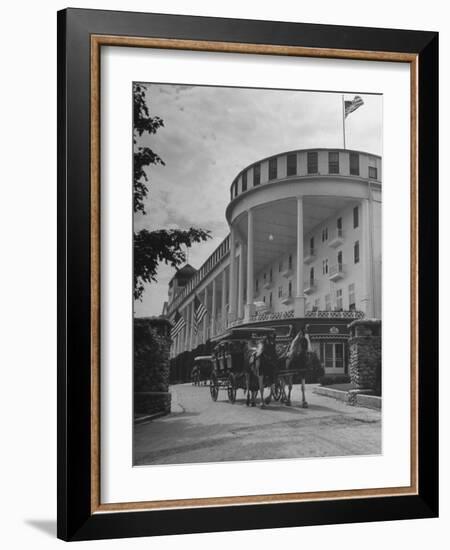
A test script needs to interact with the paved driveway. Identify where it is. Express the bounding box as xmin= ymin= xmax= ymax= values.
xmin=134 ymin=383 xmax=381 ymax=465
